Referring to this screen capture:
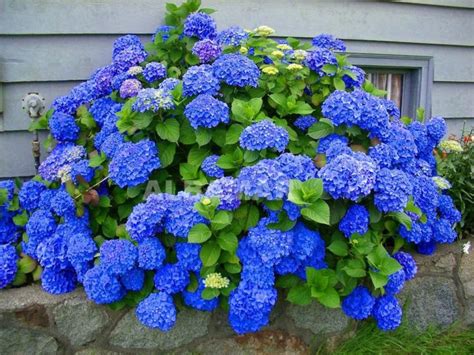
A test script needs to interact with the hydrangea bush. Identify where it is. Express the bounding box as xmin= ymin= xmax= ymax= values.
xmin=0 ymin=0 xmax=462 ymax=334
